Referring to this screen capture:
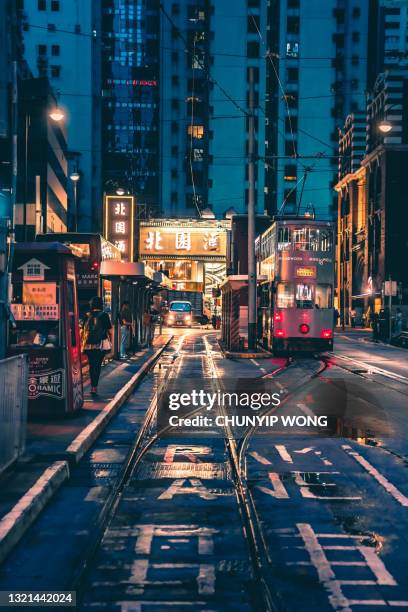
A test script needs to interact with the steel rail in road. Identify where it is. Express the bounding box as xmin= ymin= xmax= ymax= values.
xmin=204 ymin=340 xmax=330 ymax=612
xmin=73 ymin=332 xmax=292 ymax=610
